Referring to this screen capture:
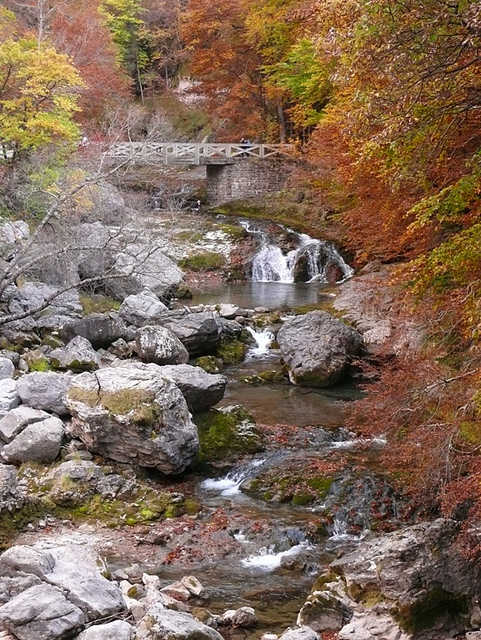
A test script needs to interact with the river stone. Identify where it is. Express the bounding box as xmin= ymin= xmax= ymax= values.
xmin=74 ymin=620 xmax=135 ymax=639
xmin=158 ymin=312 xmax=222 ymax=357
xmin=65 ymin=363 xmax=199 ymax=474
xmin=222 ymin=606 xmax=257 ymax=628
xmin=337 ymin=610 xmax=410 ymax=640
xmin=46 ymin=545 xmax=125 ymax=620
xmin=279 ymin=628 xmax=320 ymax=640
xmin=118 ymin=289 xmax=169 ymax=327
xmin=277 ymin=311 xmax=362 ymax=387
xmin=0 ymin=406 xmax=51 ymax=443
xmin=6 ymin=282 xmax=83 ymax=332
xmin=135 ymin=325 xmax=190 ymax=365
xmin=50 ymin=336 xmax=101 ymax=372
xmin=0 ymin=359 xmax=14 ymax=381
xmin=136 ymin=605 xmax=224 ymax=640
xmin=0 ymin=379 xmax=20 ymax=418
xmin=104 ymin=246 xmax=184 ymax=301
xmin=0 ymin=544 xmax=125 ymax=621
xmin=0 ymin=583 xmax=85 ymax=640
xmin=60 ymin=313 xmax=130 ymax=350
xmin=16 ymin=371 xmax=72 ymax=415
xmin=1 ymin=415 xmax=64 ymax=464
xmin=0 ymin=464 xmax=20 ymax=511
xmin=158 ymin=365 xmax=227 ymax=412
